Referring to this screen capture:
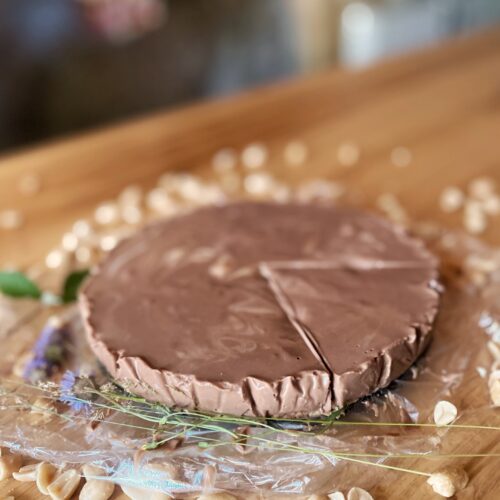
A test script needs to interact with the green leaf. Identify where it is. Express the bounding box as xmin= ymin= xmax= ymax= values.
xmin=61 ymin=269 xmax=90 ymax=303
xmin=0 ymin=271 xmax=42 ymax=299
